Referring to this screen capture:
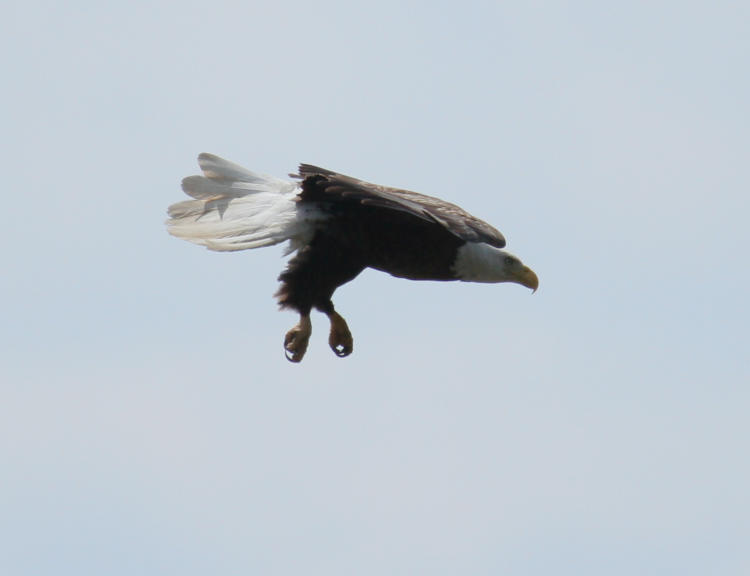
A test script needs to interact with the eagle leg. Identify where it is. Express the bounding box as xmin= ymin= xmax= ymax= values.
xmin=284 ymin=314 xmax=312 ymax=363
xmin=327 ymin=311 xmax=353 ymax=358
